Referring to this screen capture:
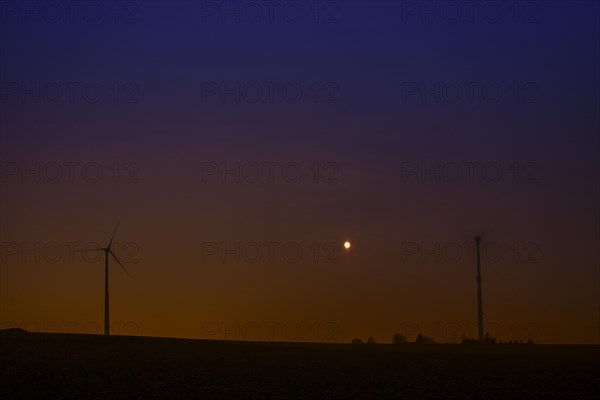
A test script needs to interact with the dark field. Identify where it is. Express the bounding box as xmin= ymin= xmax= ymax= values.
xmin=1 ymin=330 xmax=598 ymax=399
